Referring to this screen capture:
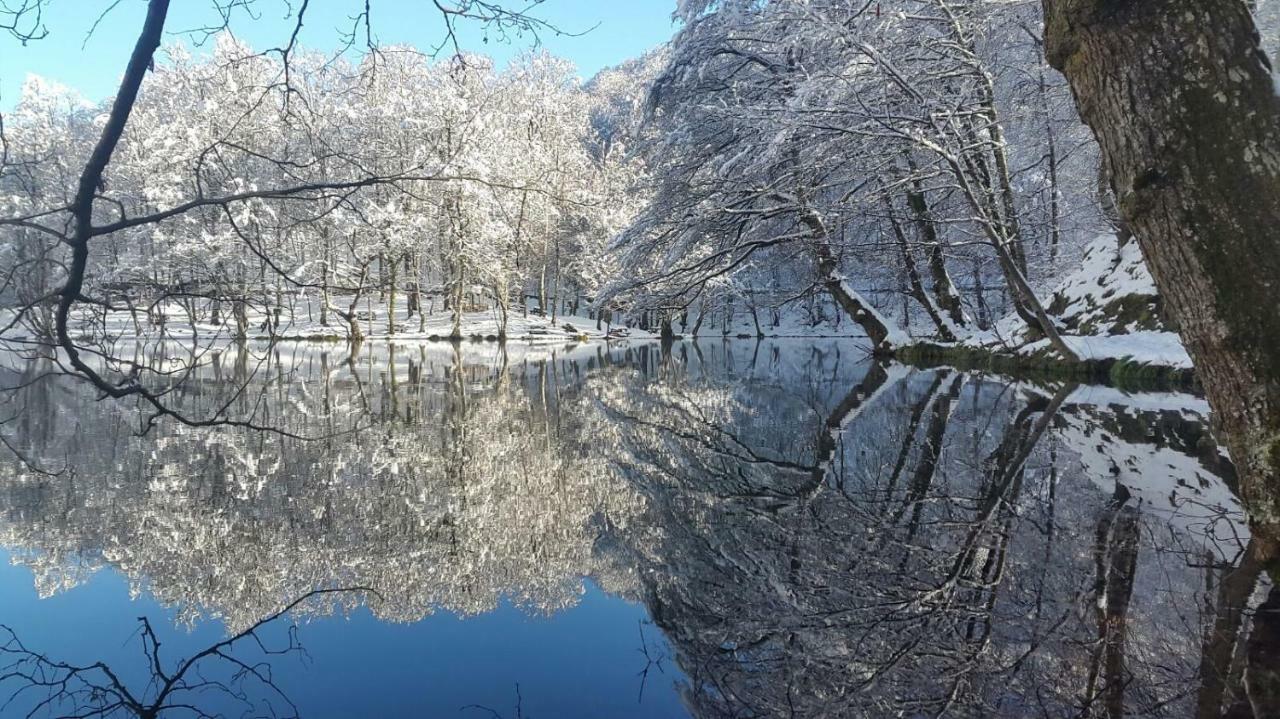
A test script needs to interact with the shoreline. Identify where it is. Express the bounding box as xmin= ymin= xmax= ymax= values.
xmin=58 ymin=323 xmax=1202 ymax=392
xmin=893 ymin=340 xmax=1197 ymax=391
